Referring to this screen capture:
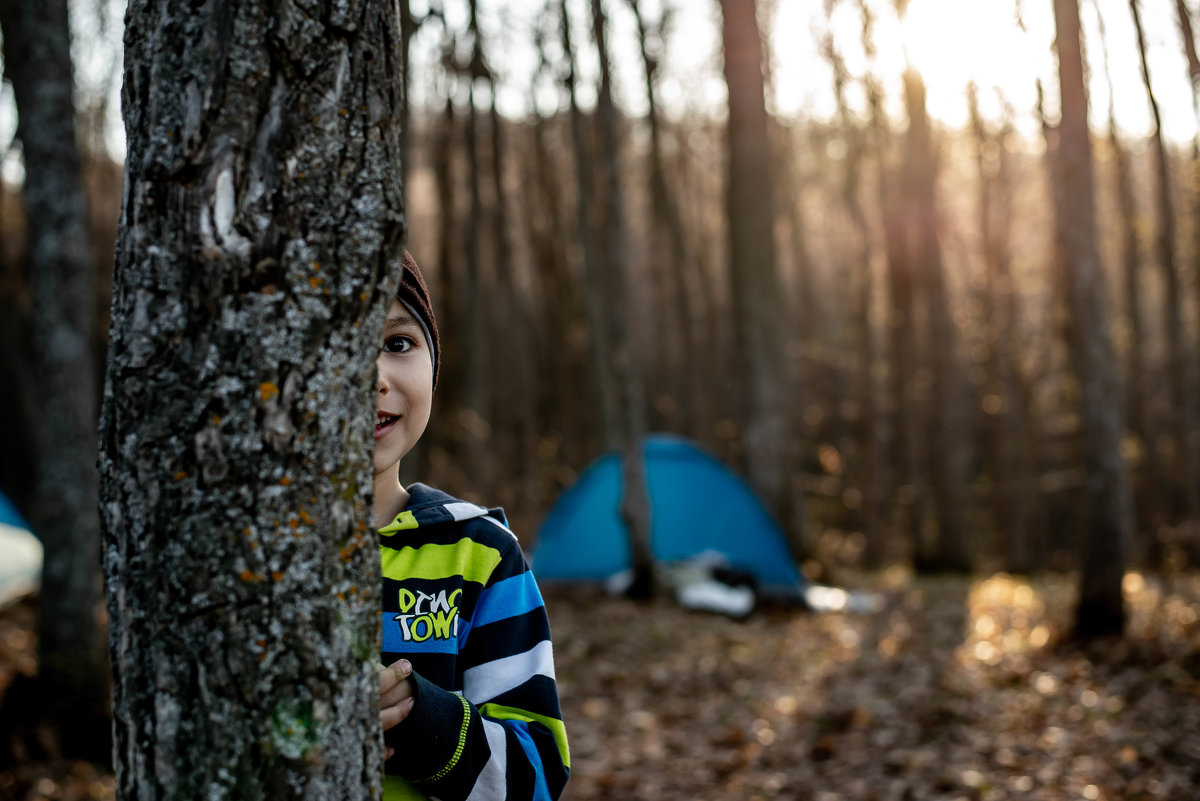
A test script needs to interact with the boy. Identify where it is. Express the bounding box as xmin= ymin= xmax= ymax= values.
xmin=374 ymin=252 xmax=569 ymax=801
